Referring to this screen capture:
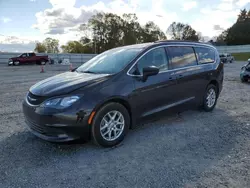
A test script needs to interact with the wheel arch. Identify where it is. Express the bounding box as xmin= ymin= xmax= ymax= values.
xmin=208 ymin=80 xmax=219 ymax=94
xmin=93 ymin=97 xmax=133 ymax=129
